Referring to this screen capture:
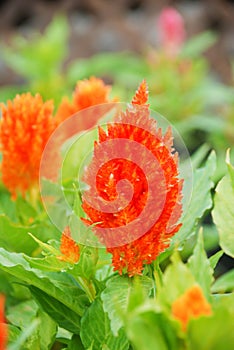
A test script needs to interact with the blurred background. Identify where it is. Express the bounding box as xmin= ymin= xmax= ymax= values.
xmin=0 ymin=0 xmax=234 ymax=87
